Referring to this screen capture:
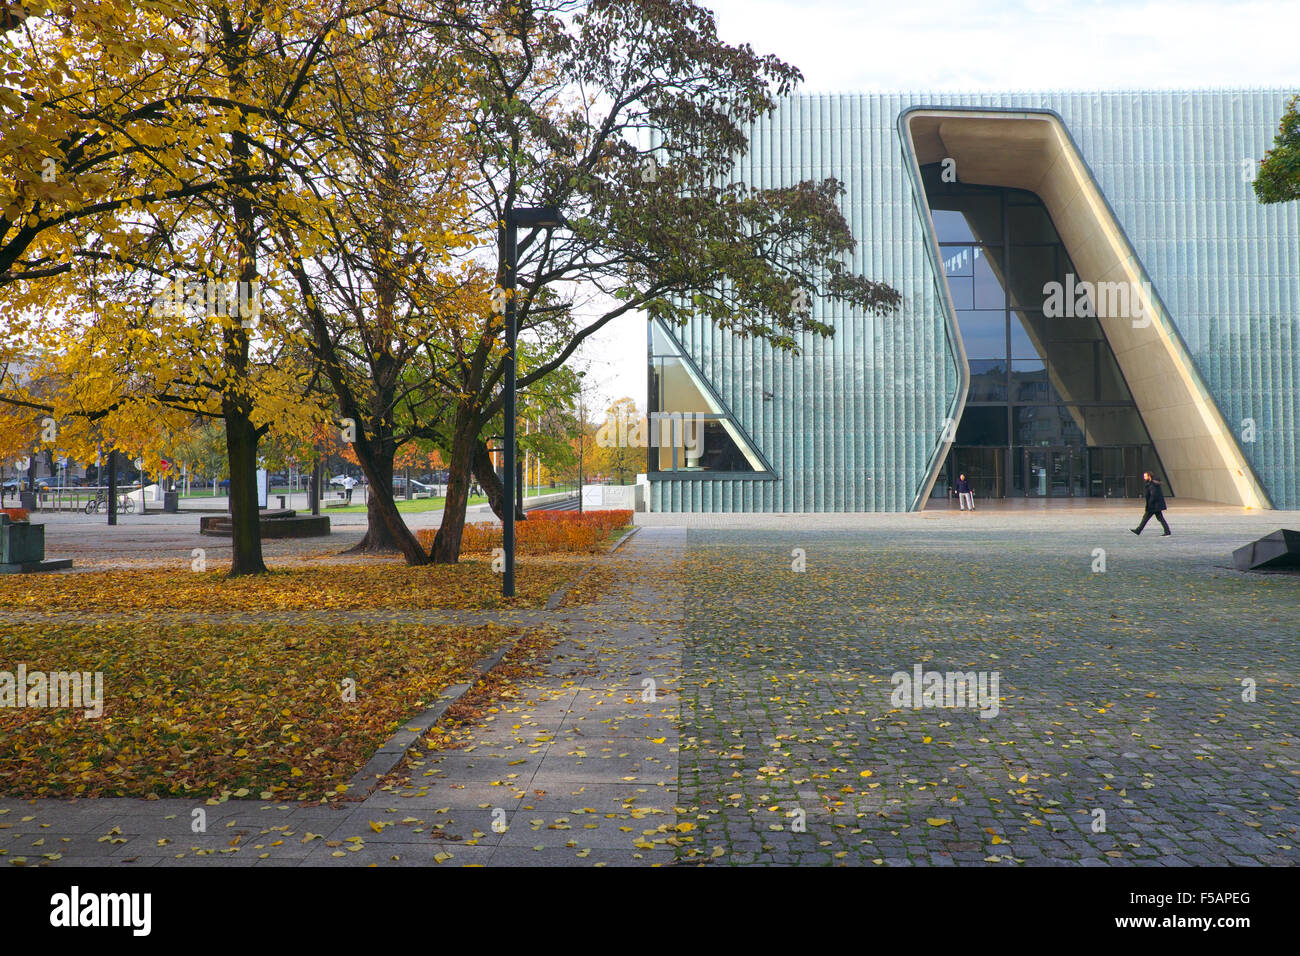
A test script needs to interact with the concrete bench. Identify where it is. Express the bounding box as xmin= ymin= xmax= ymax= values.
xmin=200 ymin=510 xmax=331 ymax=539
